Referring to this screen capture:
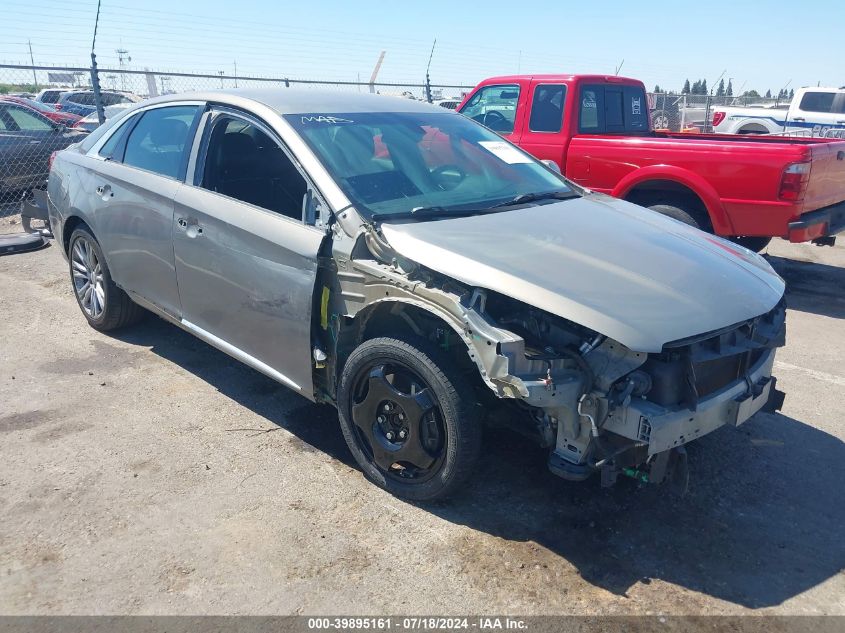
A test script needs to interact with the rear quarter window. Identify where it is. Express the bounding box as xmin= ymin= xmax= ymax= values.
xmin=578 ymin=84 xmax=649 ymax=134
